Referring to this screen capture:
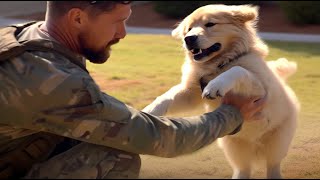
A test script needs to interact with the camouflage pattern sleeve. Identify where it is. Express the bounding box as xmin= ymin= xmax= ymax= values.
xmin=0 ymin=52 xmax=243 ymax=158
